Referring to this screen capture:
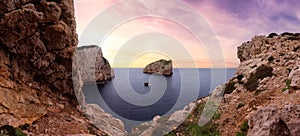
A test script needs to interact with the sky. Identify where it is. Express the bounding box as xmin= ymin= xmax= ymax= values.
xmin=74 ymin=0 xmax=300 ymax=68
